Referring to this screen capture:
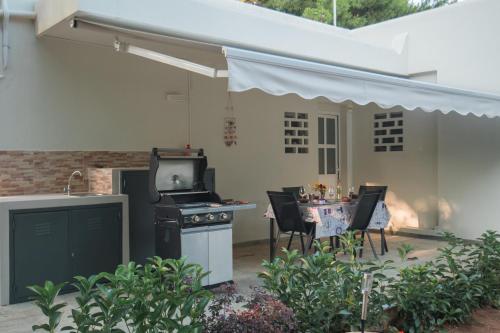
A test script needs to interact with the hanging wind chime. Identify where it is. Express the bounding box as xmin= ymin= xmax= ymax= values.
xmin=224 ymin=92 xmax=237 ymax=147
